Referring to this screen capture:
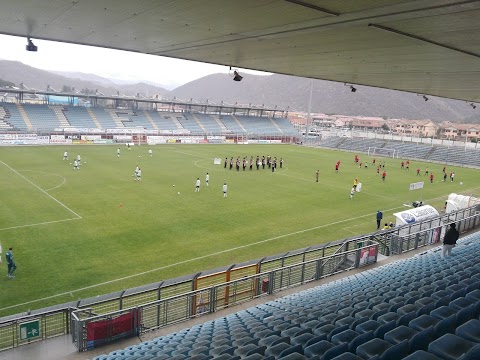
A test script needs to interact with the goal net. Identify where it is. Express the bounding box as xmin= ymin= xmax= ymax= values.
xmin=368 ymin=147 xmax=396 ymax=158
